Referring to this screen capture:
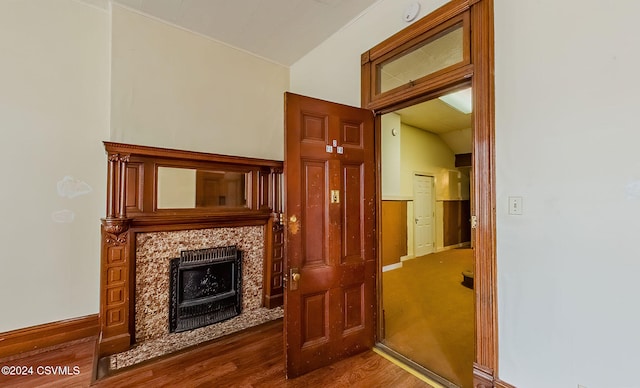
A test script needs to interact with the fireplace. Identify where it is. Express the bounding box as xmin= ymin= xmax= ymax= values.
xmin=169 ymin=246 xmax=242 ymax=333
xmin=99 ymin=142 xmax=284 ymax=369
